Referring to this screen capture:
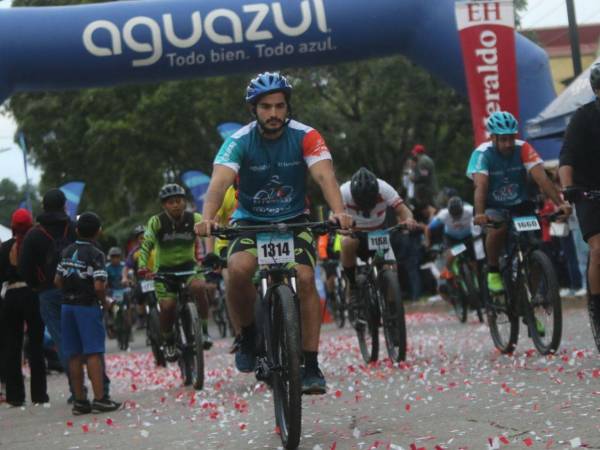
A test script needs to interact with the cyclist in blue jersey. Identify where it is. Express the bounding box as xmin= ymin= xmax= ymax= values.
xmin=195 ymin=72 xmax=352 ymax=395
xmin=466 ymin=111 xmax=571 ymax=293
